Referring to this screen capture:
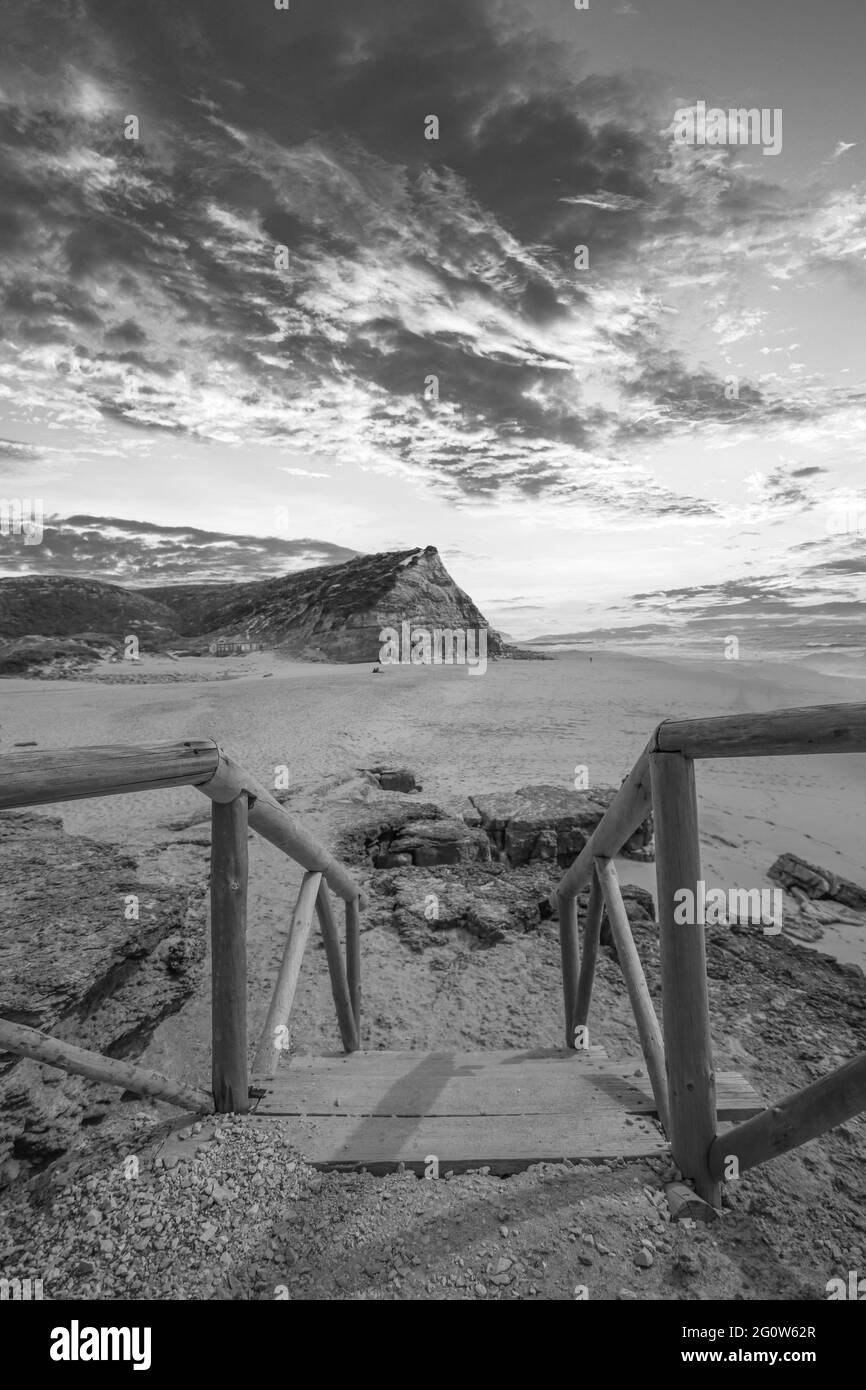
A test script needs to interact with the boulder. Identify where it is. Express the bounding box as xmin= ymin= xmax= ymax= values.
xmin=362 ymin=767 xmax=422 ymax=794
xmin=379 ymin=818 xmax=490 ymax=868
xmin=469 ymin=785 xmax=653 ymax=869
xmin=768 ymin=854 xmax=866 ymax=912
